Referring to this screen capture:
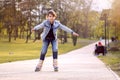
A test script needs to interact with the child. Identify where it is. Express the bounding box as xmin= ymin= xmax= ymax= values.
xmin=98 ymin=42 xmax=103 ymax=46
xmin=32 ymin=10 xmax=79 ymax=72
